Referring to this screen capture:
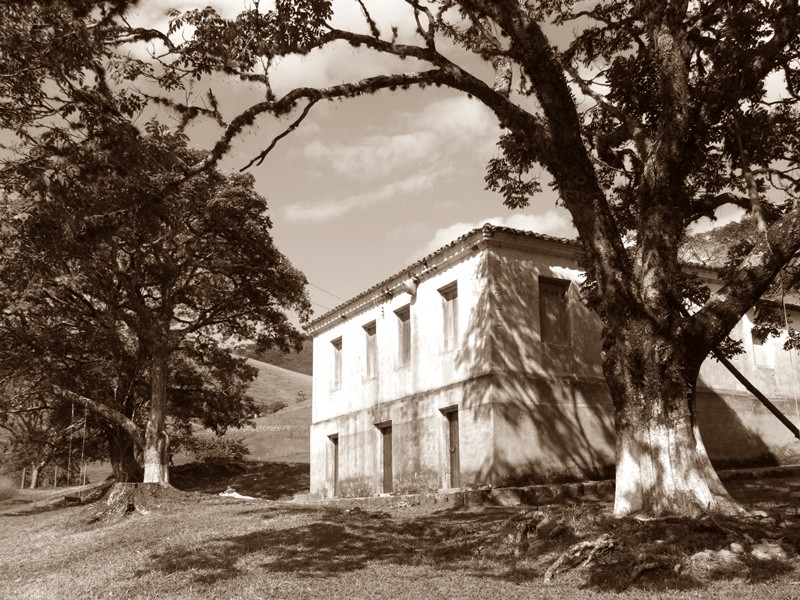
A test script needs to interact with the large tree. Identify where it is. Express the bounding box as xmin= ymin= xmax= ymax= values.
xmin=4 ymin=0 xmax=800 ymax=517
xmin=146 ymin=0 xmax=800 ymax=517
xmin=0 ymin=122 xmax=310 ymax=483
